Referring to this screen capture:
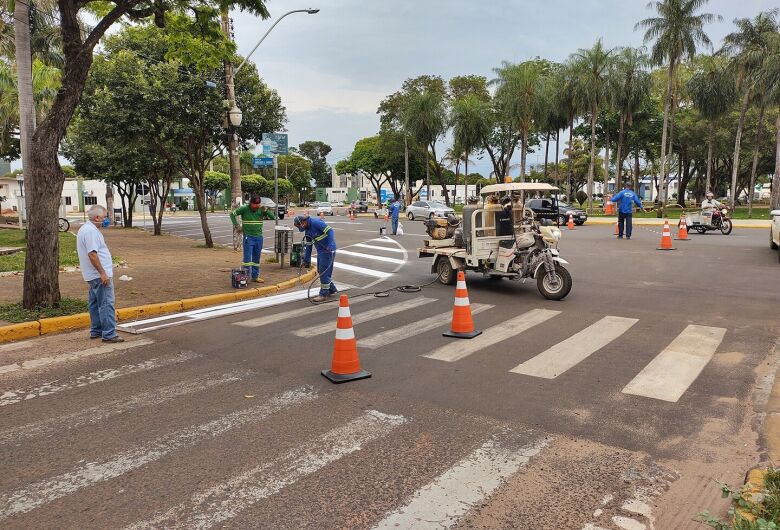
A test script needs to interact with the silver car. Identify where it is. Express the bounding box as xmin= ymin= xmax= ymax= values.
xmin=311 ymin=202 xmax=334 ymax=216
xmin=406 ymin=200 xmax=455 ymax=220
